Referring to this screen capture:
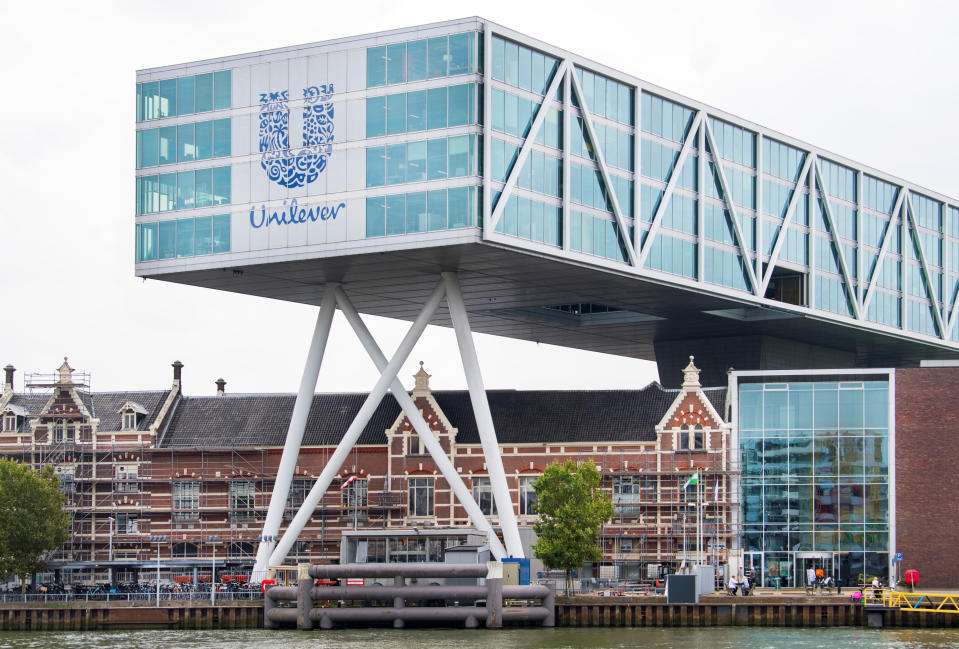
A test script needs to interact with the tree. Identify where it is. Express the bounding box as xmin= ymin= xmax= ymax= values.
xmin=0 ymin=460 xmax=71 ymax=591
xmin=532 ymin=459 xmax=613 ymax=594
